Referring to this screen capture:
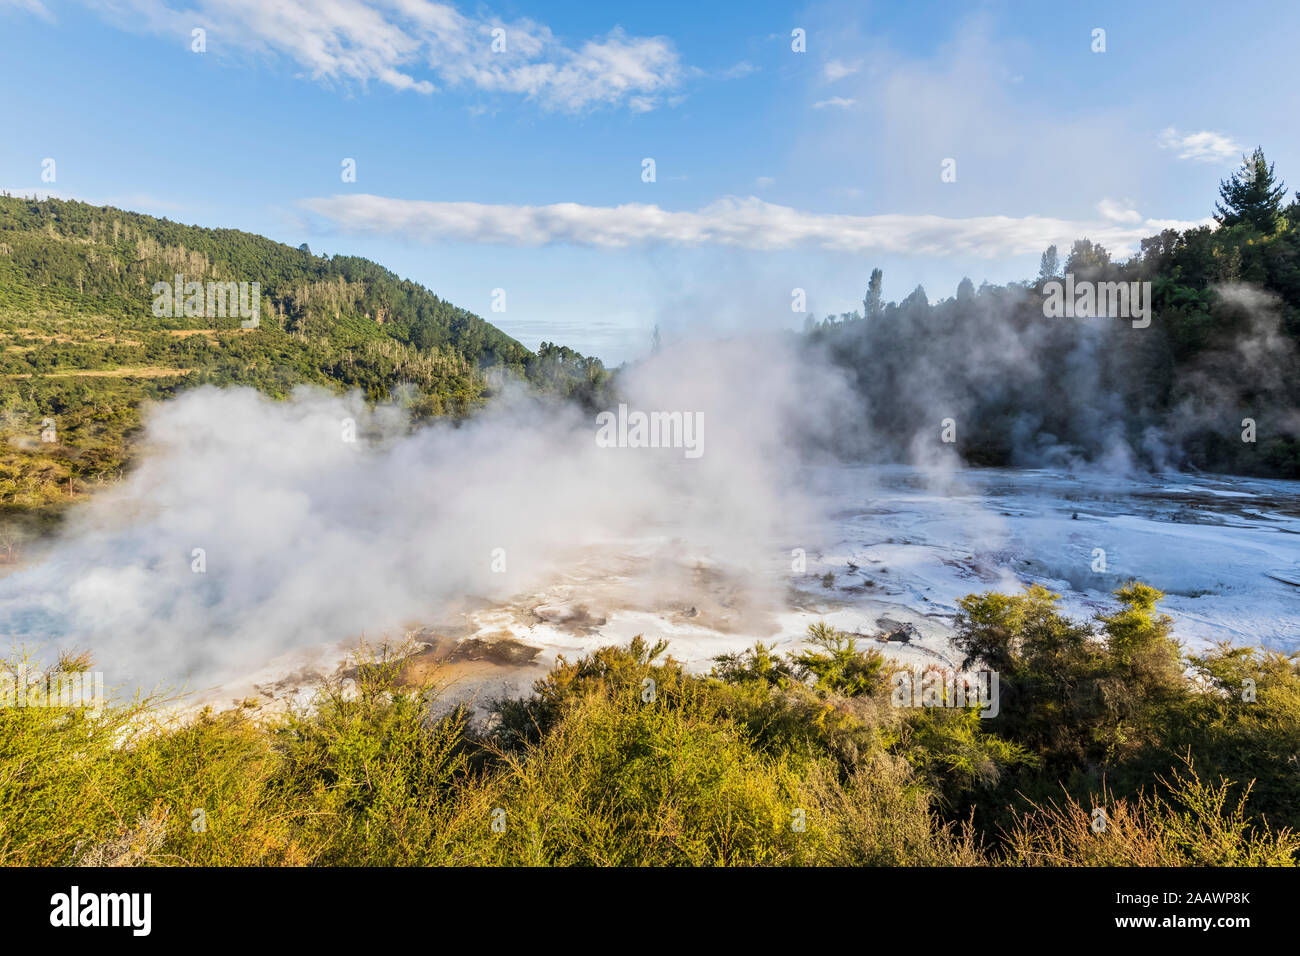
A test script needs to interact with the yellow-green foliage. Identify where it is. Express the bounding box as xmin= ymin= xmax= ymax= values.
xmin=804 ymin=756 xmax=986 ymax=867
xmin=1005 ymin=760 xmax=1300 ymax=866
xmin=444 ymin=694 xmax=824 ymax=866
xmin=0 ymin=656 xmax=301 ymax=865
xmin=0 ymin=588 xmax=1296 ymax=866
xmin=790 ymin=621 xmax=889 ymax=697
xmin=1175 ymin=643 xmax=1300 ymax=823
xmin=954 ymin=582 xmax=1185 ymax=770
xmin=268 ymin=654 xmax=470 ymax=866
